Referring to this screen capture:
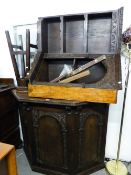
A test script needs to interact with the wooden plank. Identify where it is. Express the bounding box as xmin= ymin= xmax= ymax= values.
xmin=59 ymin=70 xmax=90 ymax=83
xmin=43 ymin=53 xmax=114 ymax=59
xmin=28 ymin=84 xmax=117 ymax=103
